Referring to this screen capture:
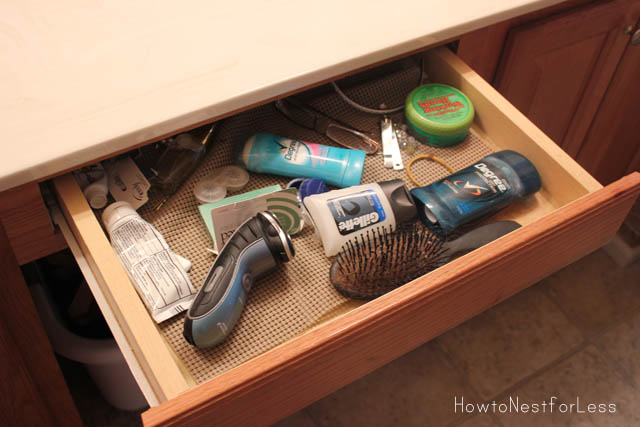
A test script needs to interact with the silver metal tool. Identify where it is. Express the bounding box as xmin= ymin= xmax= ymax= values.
xmin=380 ymin=118 xmax=404 ymax=170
